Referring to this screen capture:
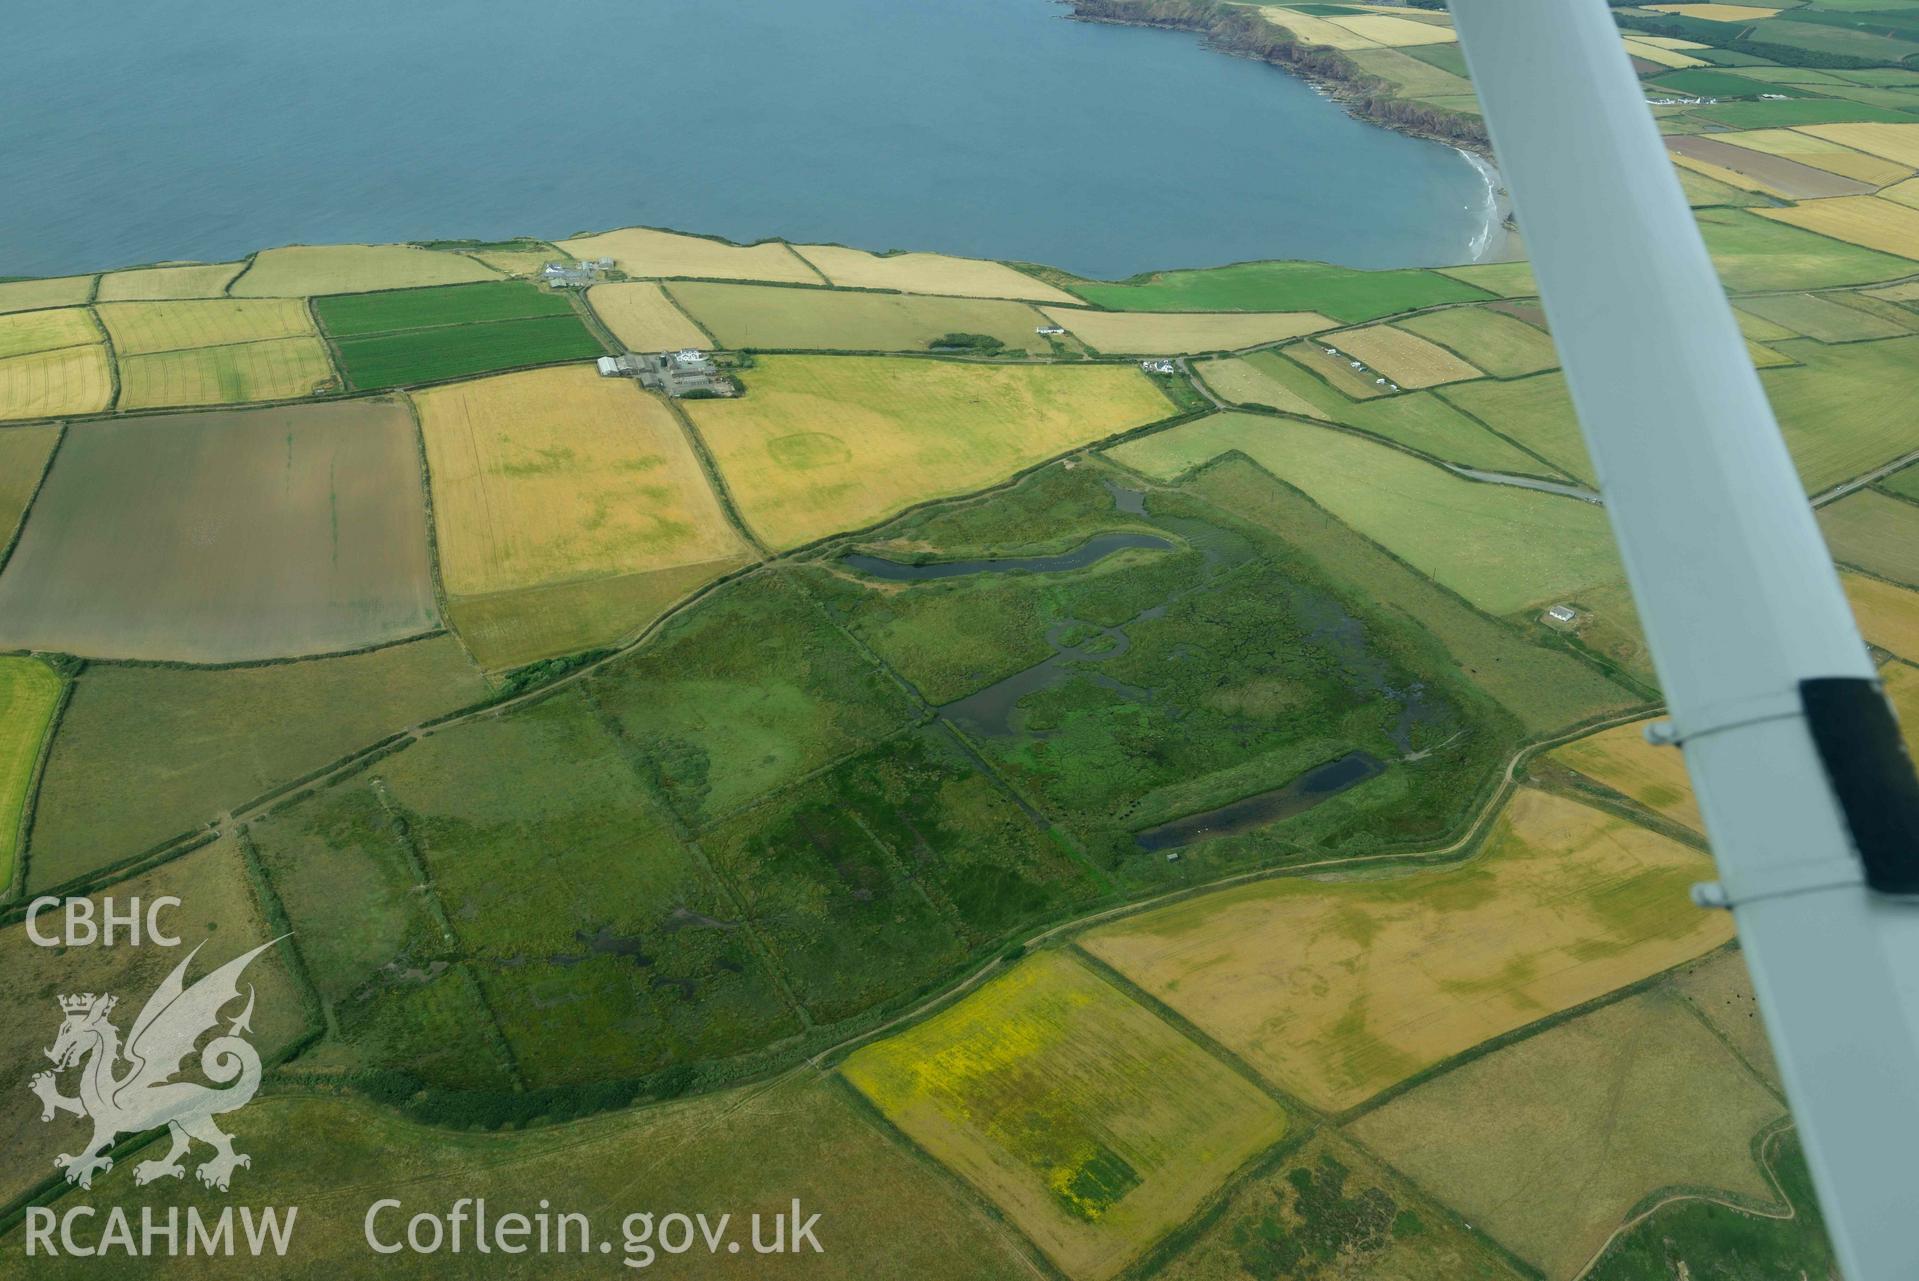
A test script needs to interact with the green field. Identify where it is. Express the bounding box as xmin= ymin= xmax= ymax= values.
xmin=1882 ymin=461 xmax=1919 ymax=502
xmin=315 ymin=280 xmax=577 ymax=336
xmin=1764 ymin=335 xmax=1919 ymax=491
xmin=1699 ymin=98 xmax=1919 ymax=128
xmin=1065 ymin=260 xmax=1493 ymax=324
xmin=1194 ymin=350 xmax=1552 ymax=472
xmin=0 ymin=656 xmax=61 ymax=894
xmin=587 ymin=571 xmax=916 ymax=827
xmin=1110 ymin=414 xmax=1623 ymax=615
xmin=330 ymin=313 xmax=604 ymax=389
xmin=115 ymin=337 xmax=337 ymax=409
xmin=670 ymin=281 xmax=1050 ymax=353
xmin=24 ymin=635 xmax=486 ymax=890
xmin=1436 ymin=372 xmax=1594 ymax=484
xmin=316 ymin=282 xmax=602 ymax=389
xmin=1698 ymin=206 xmax=1918 ymax=292
xmin=1652 ymin=68 xmax=1818 ymax=99
xmin=1395 ymin=305 xmax=1561 ymax=378
xmin=1818 ymin=487 xmax=1919 ymax=585
xmin=1736 ymin=289 xmax=1913 ymax=342
xmin=843 ymin=950 xmax=1288 ymax=1281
